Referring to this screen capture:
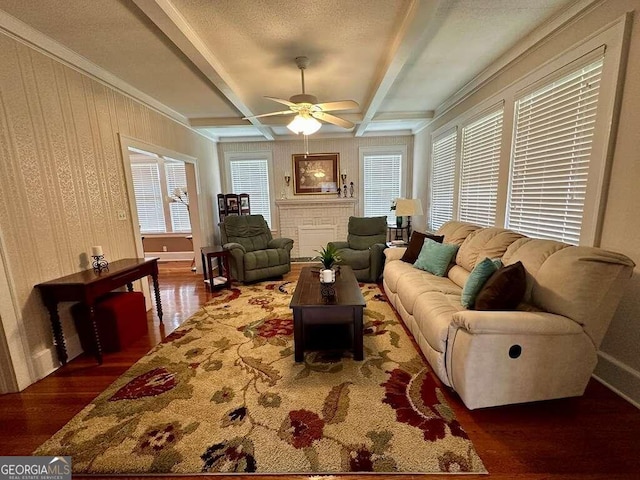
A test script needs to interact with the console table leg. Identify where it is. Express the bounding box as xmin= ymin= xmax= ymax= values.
xmin=45 ymin=300 xmax=68 ymax=365
xmin=152 ymin=273 xmax=163 ymax=322
xmin=88 ymin=305 xmax=103 ymax=365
